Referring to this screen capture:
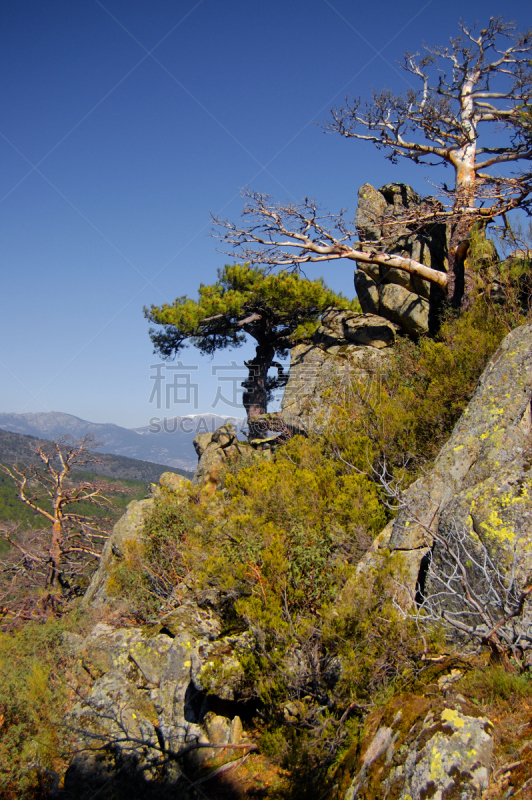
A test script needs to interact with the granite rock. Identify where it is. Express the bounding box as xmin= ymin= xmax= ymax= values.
xmin=335 ymin=693 xmax=493 ymax=800
xmin=354 ymin=182 xmax=448 ymax=335
xmin=356 ymin=322 xmax=532 ymax=615
xmin=281 ymin=309 xmax=392 ymax=434
xmin=83 ymin=498 xmax=154 ymax=607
